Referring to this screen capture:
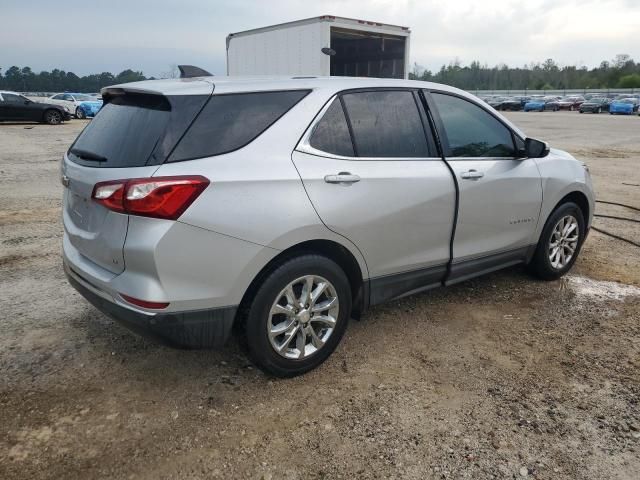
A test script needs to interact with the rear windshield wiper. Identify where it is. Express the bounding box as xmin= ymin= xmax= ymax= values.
xmin=69 ymin=148 xmax=108 ymax=162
